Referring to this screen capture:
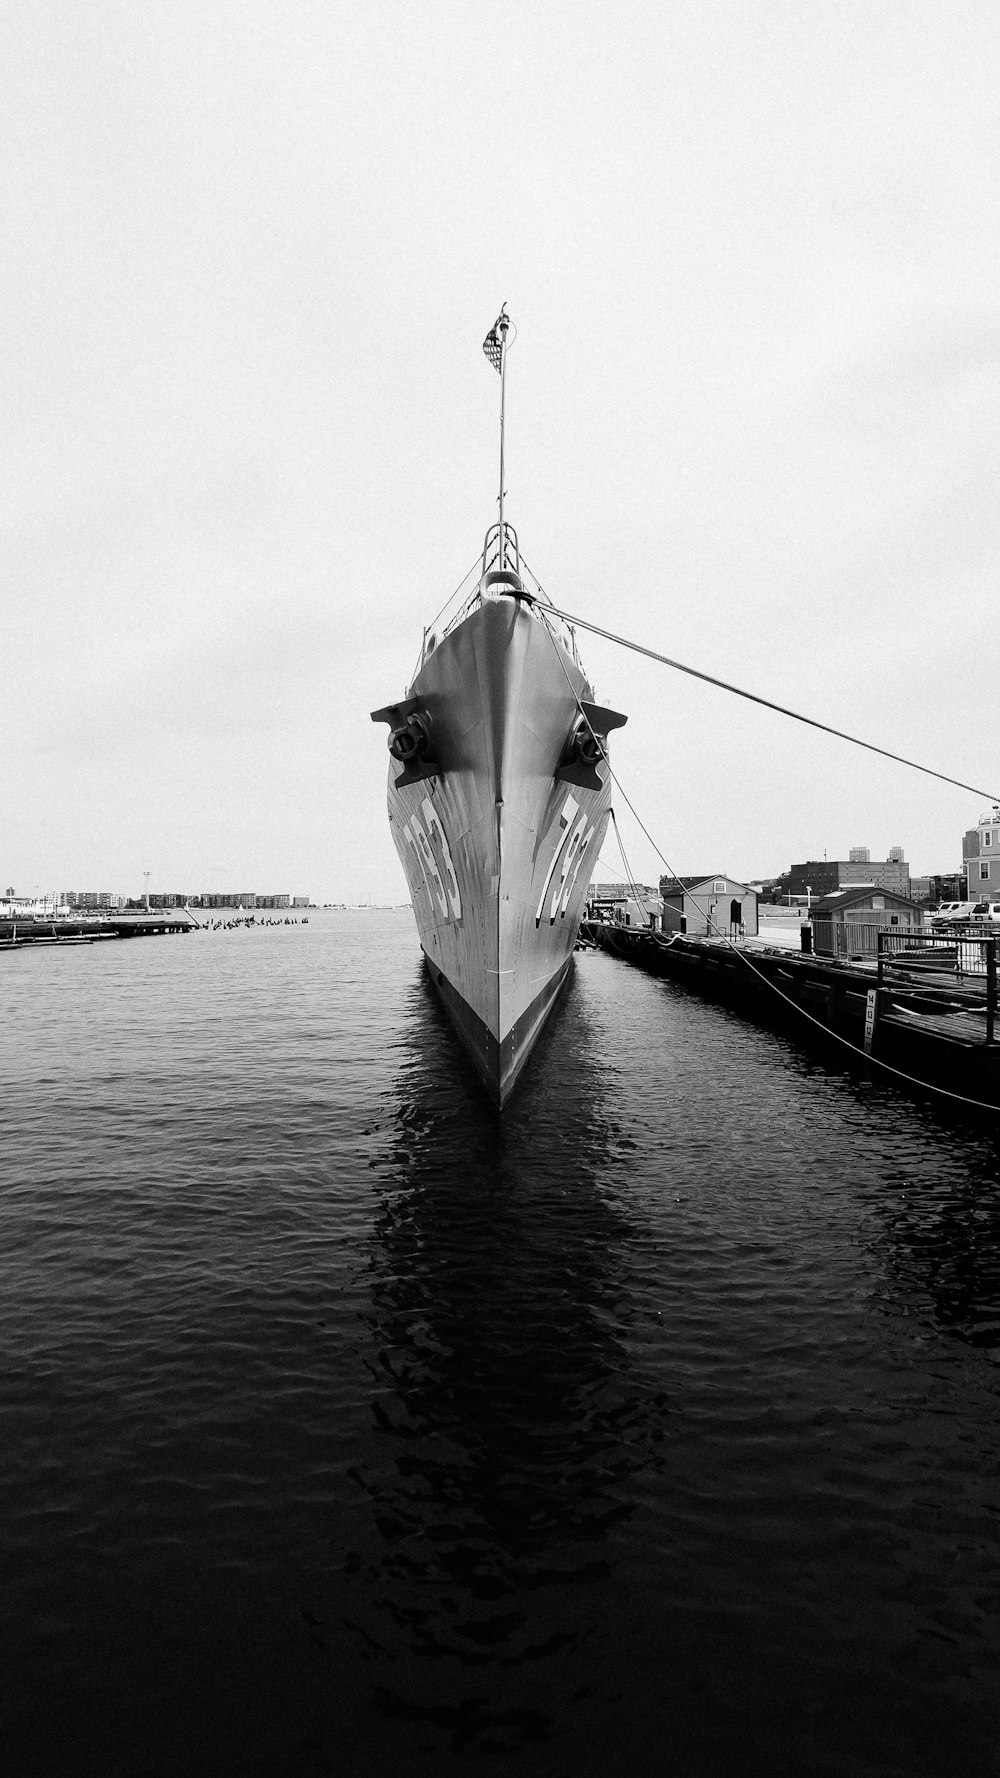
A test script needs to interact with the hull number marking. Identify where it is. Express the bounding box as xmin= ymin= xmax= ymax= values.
xmin=402 ymin=797 xmax=462 ymax=921
xmin=536 ymin=793 xmax=597 ymax=927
